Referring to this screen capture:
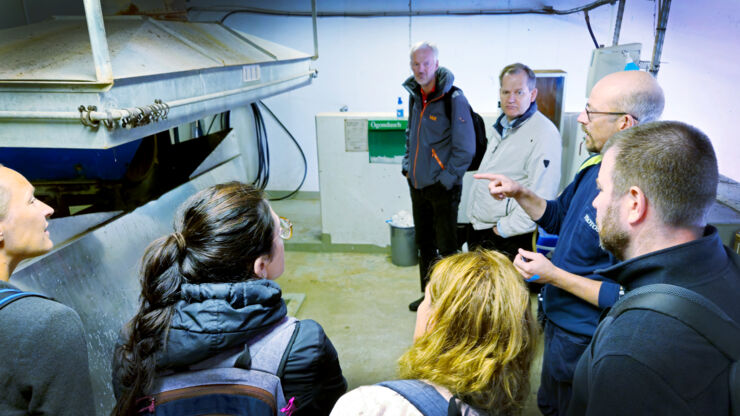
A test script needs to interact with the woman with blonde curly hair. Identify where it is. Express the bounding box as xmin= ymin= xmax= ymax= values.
xmin=331 ymin=249 xmax=539 ymax=415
